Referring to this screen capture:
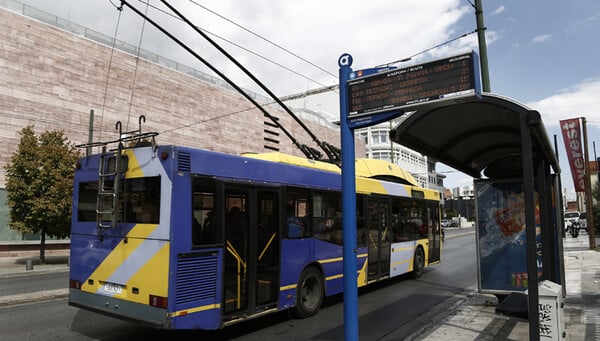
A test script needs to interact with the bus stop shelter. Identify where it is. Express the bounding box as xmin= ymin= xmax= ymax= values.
xmin=389 ymin=93 xmax=563 ymax=340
